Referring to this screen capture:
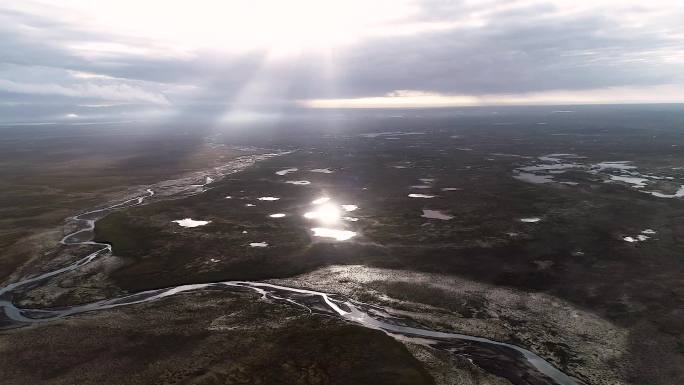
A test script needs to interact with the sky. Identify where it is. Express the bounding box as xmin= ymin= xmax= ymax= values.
xmin=1 ymin=0 xmax=684 ymax=123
